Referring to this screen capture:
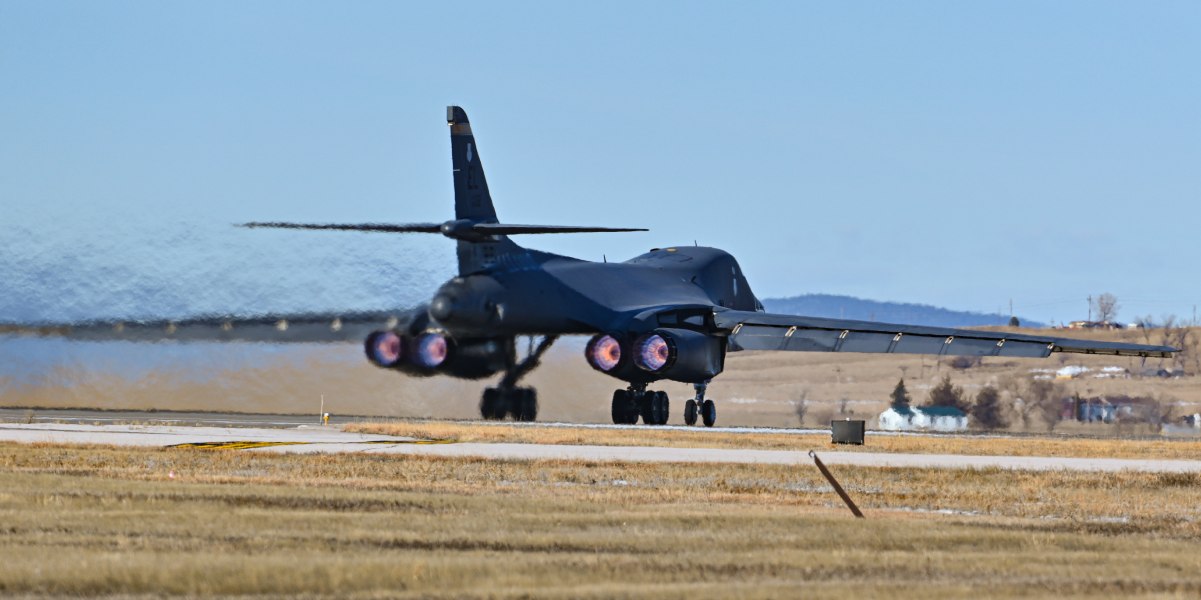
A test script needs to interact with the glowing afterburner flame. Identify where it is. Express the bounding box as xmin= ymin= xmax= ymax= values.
xmin=415 ymin=333 xmax=449 ymax=368
xmin=636 ymin=334 xmax=671 ymax=372
xmin=586 ymin=334 xmax=622 ymax=372
xmin=365 ymin=331 xmax=404 ymax=368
